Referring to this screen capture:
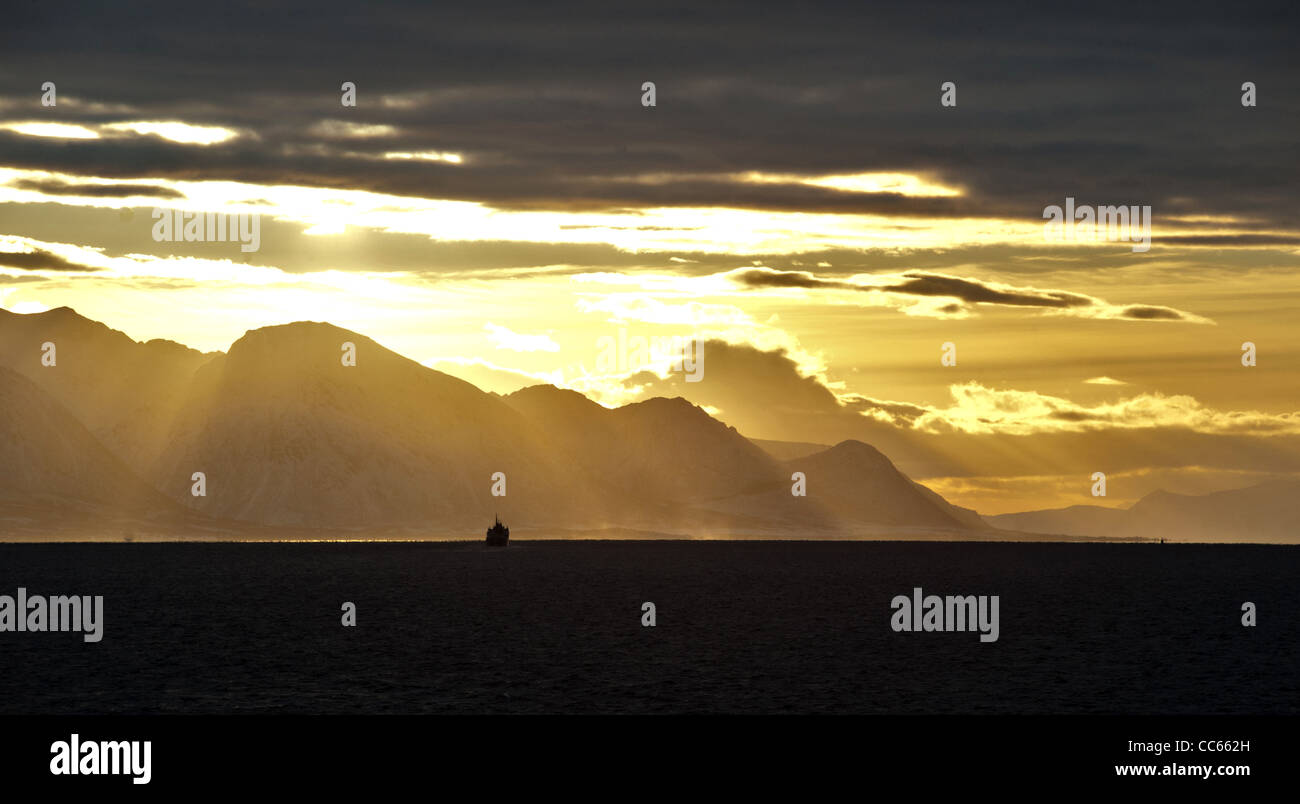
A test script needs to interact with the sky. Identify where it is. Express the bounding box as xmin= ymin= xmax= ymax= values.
xmin=1 ymin=0 xmax=1298 ymax=513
